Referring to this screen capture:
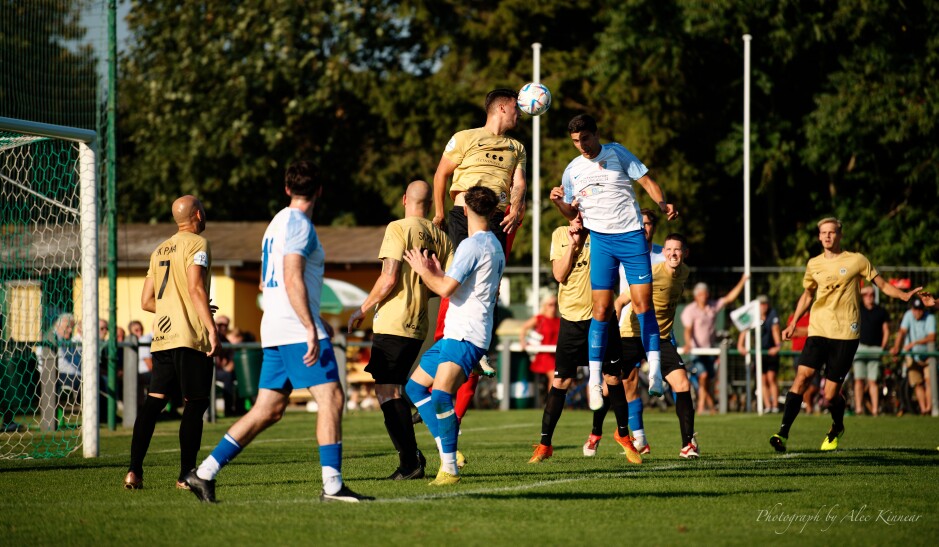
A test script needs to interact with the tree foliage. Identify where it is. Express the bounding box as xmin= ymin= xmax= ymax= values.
xmin=117 ymin=0 xmax=939 ymax=271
